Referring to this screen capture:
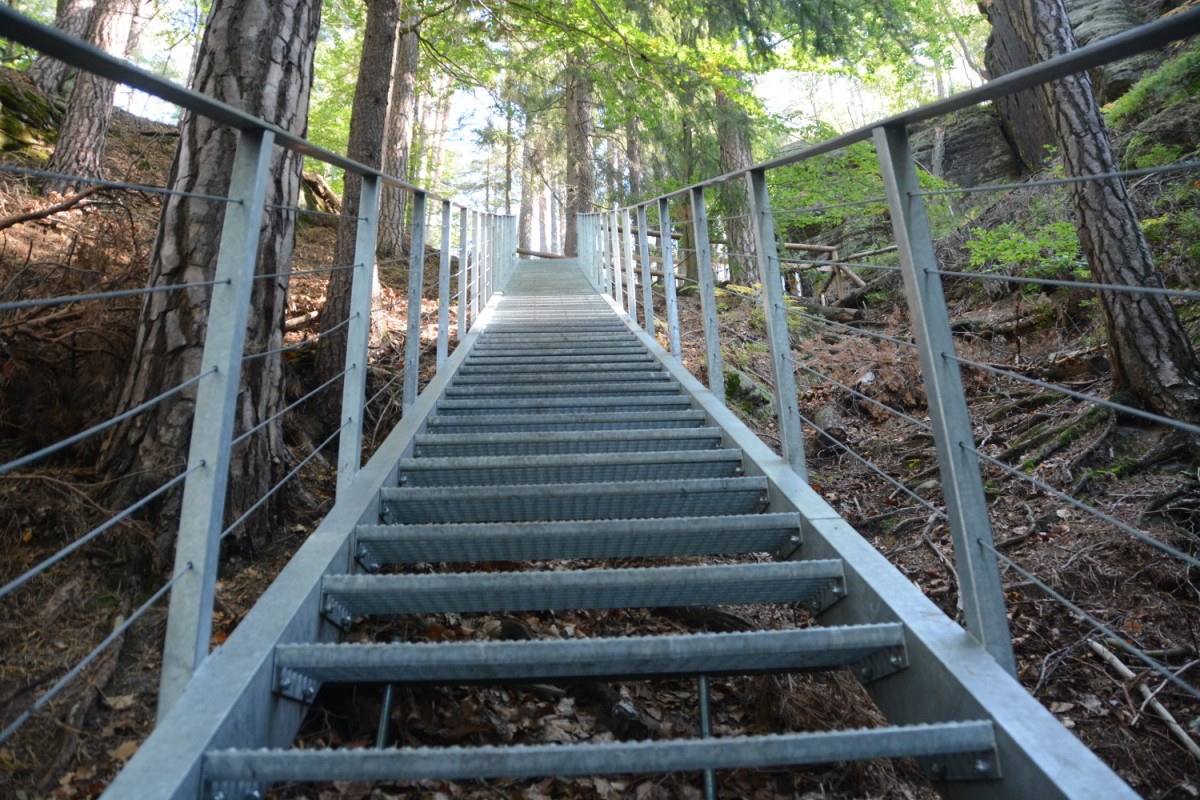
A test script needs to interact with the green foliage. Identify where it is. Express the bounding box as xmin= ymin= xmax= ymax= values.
xmin=964 ymin=219 xmax=1086 ymax=293
xmin=1105 ymin=45 xmax=1200 ymax=126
